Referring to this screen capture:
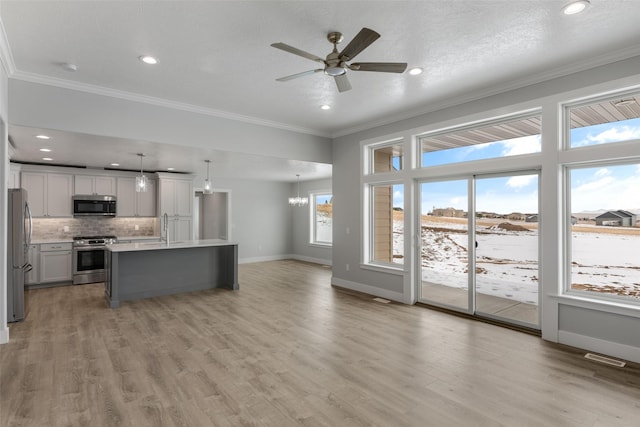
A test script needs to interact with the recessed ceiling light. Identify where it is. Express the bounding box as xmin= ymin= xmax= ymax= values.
xmin=42 ymin=157 xmax=53 ymax=161
xmin=562 ymin=0 xmax=589 ymax=15
xmin=408 ymin=67 xmax=423 ymax=76
xmin=36 ymin=134 xmax=50 ymax=140
xmin=320 ymin=105 xmax=331 ymax=110
xmin=39 ymin=148 xmax=51 ymax=152
xmin=139 ymin=55 xmax=158 ymax=65
xmin=111 ymin=163 xmax=120 ymax=166
xmin=167 ymin=167 xmax=175 ymax=171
